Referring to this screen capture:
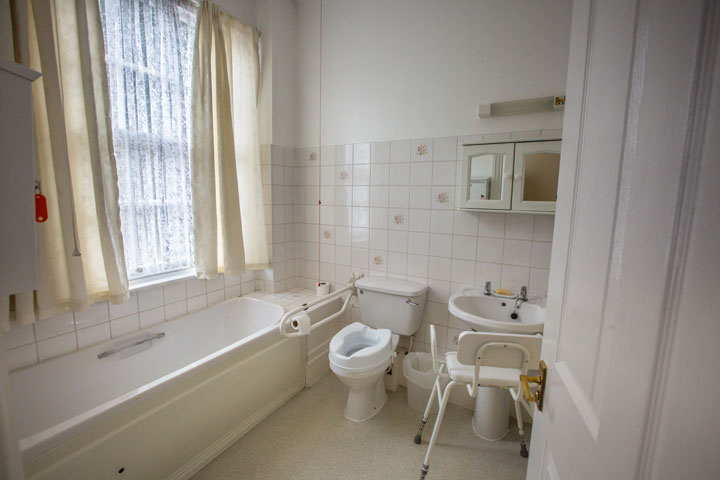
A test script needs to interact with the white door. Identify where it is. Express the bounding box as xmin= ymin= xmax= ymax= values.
xmin=511 ymin=141 xmax=561 ymax=213
xmin=527 ymin=0 xmax=720 ymax=479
